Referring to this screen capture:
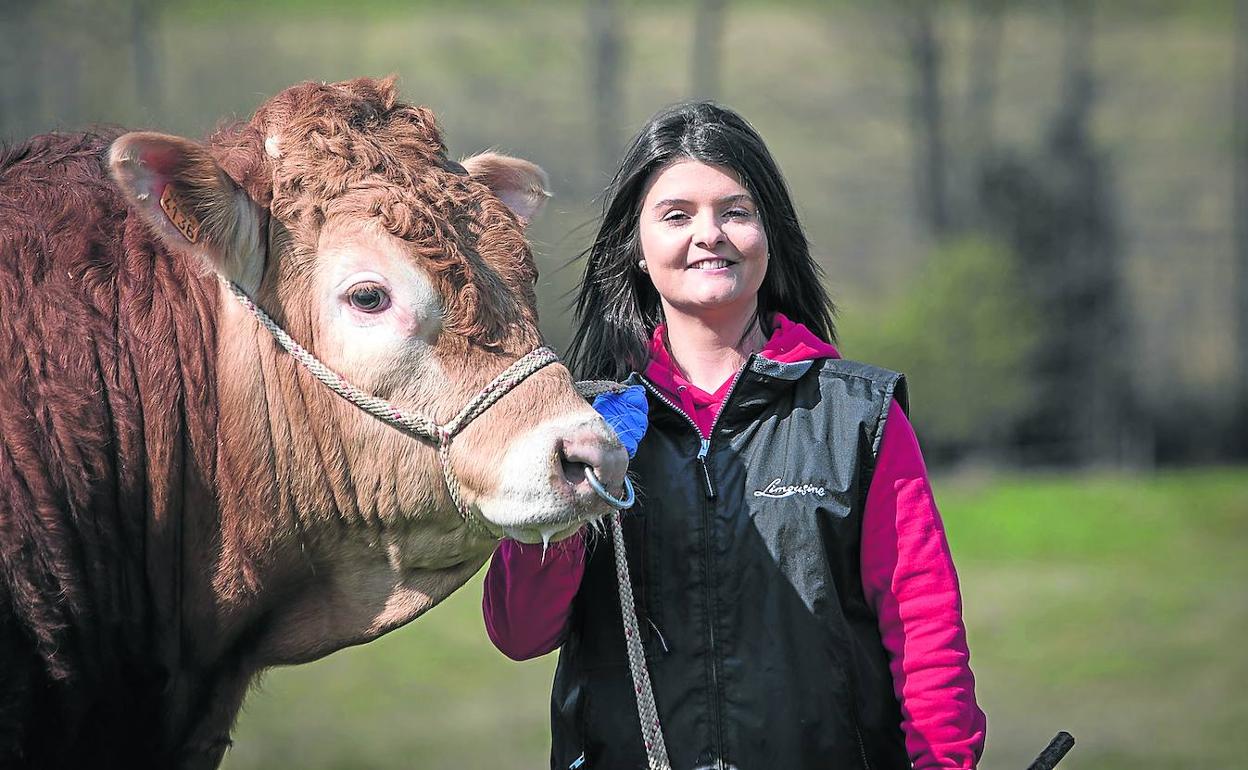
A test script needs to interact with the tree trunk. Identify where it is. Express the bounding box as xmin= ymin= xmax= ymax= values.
xmin=1234 ymin=0 xmax=1248 ymax=417
xmin=962 ymin=0 xmax=1006 ymax=230
xmin=587 ymin=0 xmax=624 ymax=180
xmin=965 ymin=0 xmax=1004 ymax=158
xmin=1052 ymin=0 xmax=1134 ymax=464
xmin=977 ymin=0 xmax=1139 ymax=465
xmin=903 ymin=3 xmax=951 ymax=238
xmin=0 ymin=0 xmax=40 ymax=140
xmin=130 ymin=0 xmax=162 ymax=118
xmin=690 ymin=0 xmax=727 ymax=100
